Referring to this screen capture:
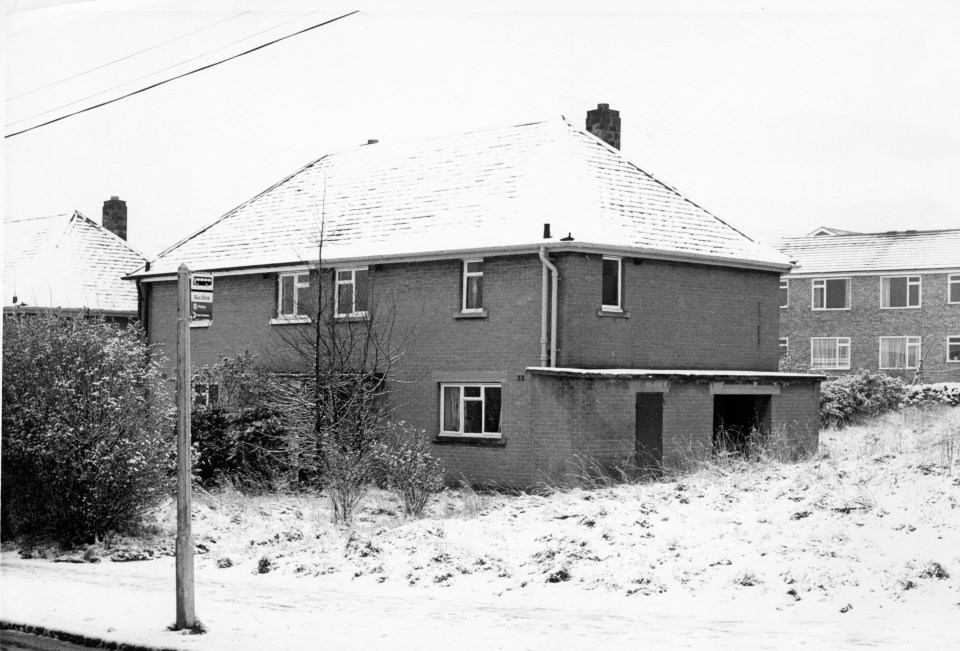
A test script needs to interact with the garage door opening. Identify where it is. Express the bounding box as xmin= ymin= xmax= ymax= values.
xmin=713 ymin=395 xmax=770 ymax=457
